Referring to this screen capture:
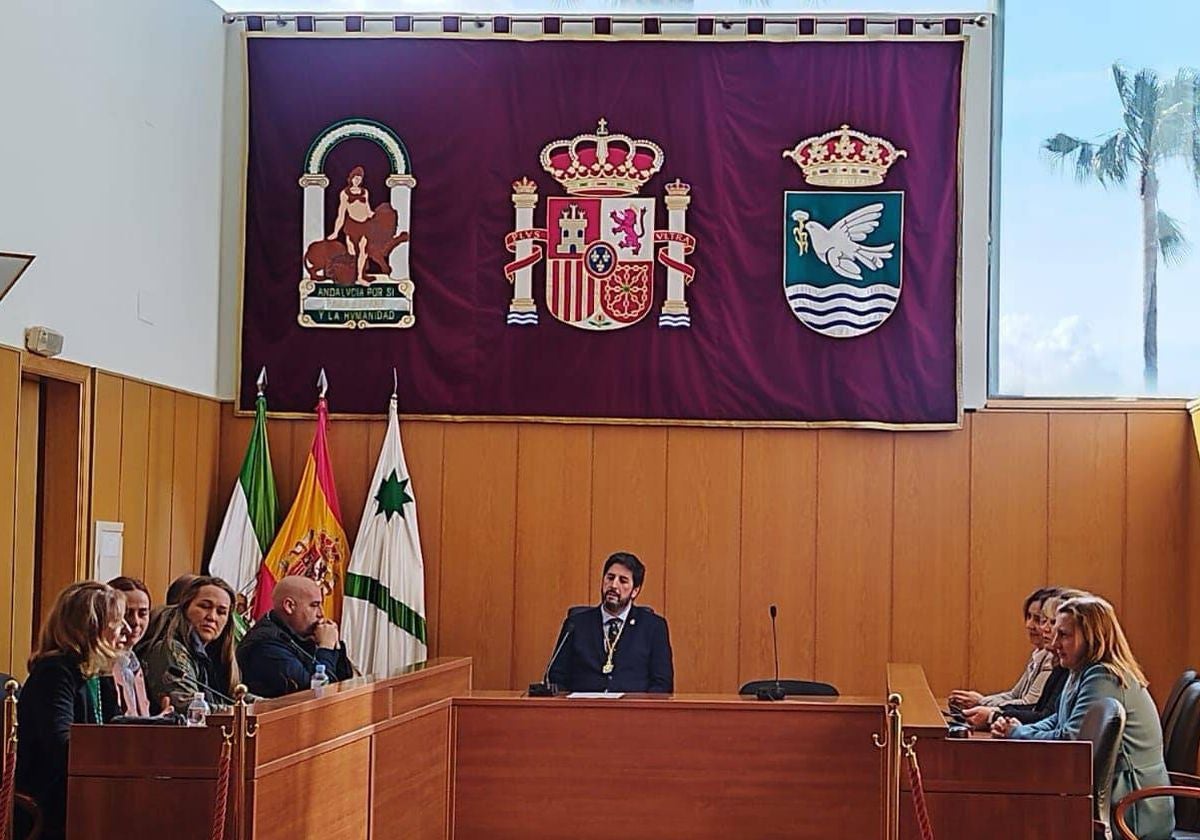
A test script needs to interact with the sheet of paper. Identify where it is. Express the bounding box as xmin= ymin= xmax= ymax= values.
xmin=94 ymin=521 xmax=124 ymax=581
xmin=566 ymin=692 xmax=625 ymax=699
